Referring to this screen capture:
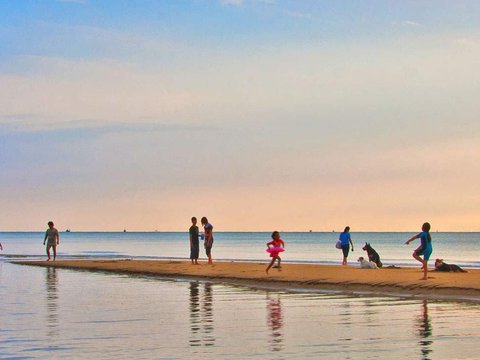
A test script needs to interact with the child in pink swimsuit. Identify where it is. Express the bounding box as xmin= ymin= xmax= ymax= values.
xmin=266 ymin=231 xmax=285 ymax=274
